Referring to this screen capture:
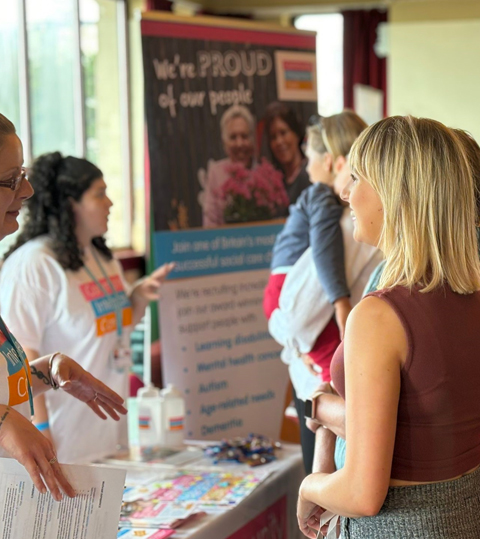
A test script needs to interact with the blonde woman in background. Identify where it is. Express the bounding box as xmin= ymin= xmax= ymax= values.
xmin=265 ymin=111 xmax=381 ymax=475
